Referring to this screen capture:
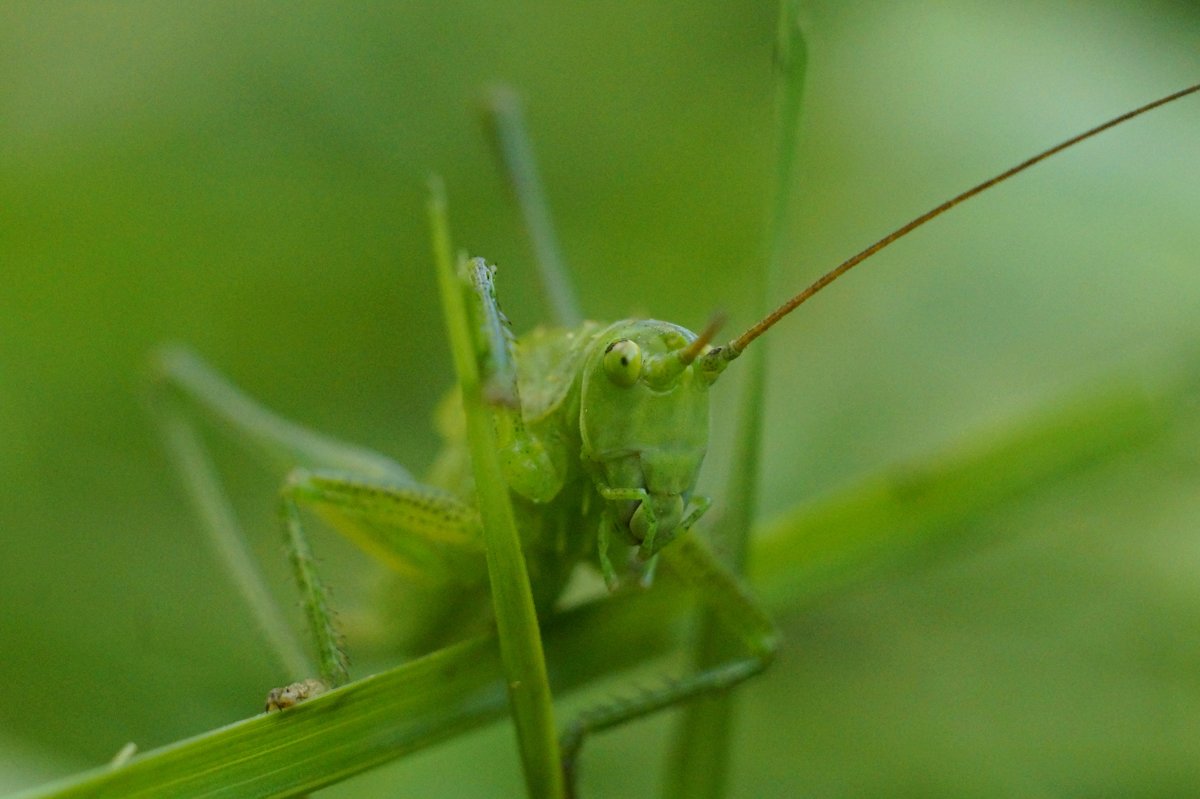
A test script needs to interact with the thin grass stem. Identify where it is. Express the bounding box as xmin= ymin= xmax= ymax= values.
xmin=428 ymin=179 xmax=564 ymax=799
